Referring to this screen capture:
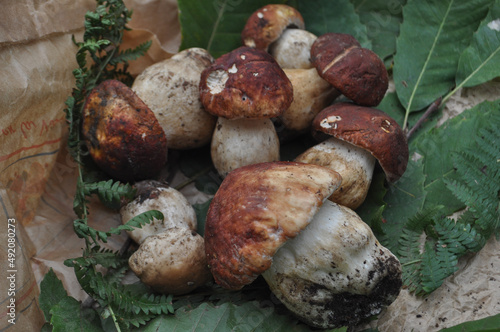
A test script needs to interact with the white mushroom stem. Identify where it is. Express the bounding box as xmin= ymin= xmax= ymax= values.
xmin=280 ymin=68 xmax=339 ymax=133
xmin=262 ymin=200 xmax=402 ymax=329
xmin=211 ymin=117 xmax=280 ymax=178
xmin=295 ymin=137 xmax=376 ymax=209
xmin=269 ymin=29 xmax=318 ymax=69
